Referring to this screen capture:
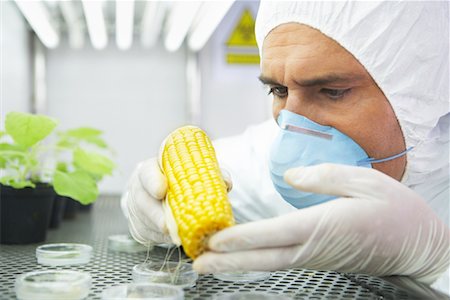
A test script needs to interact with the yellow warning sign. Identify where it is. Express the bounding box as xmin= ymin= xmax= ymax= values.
xmin=225 ymin=9 xmax=260 ymax=65
xmin=226 ymin=53 xmax=260 ymax=64
xmin=226 ymin=9 xmax=257 ymax=47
